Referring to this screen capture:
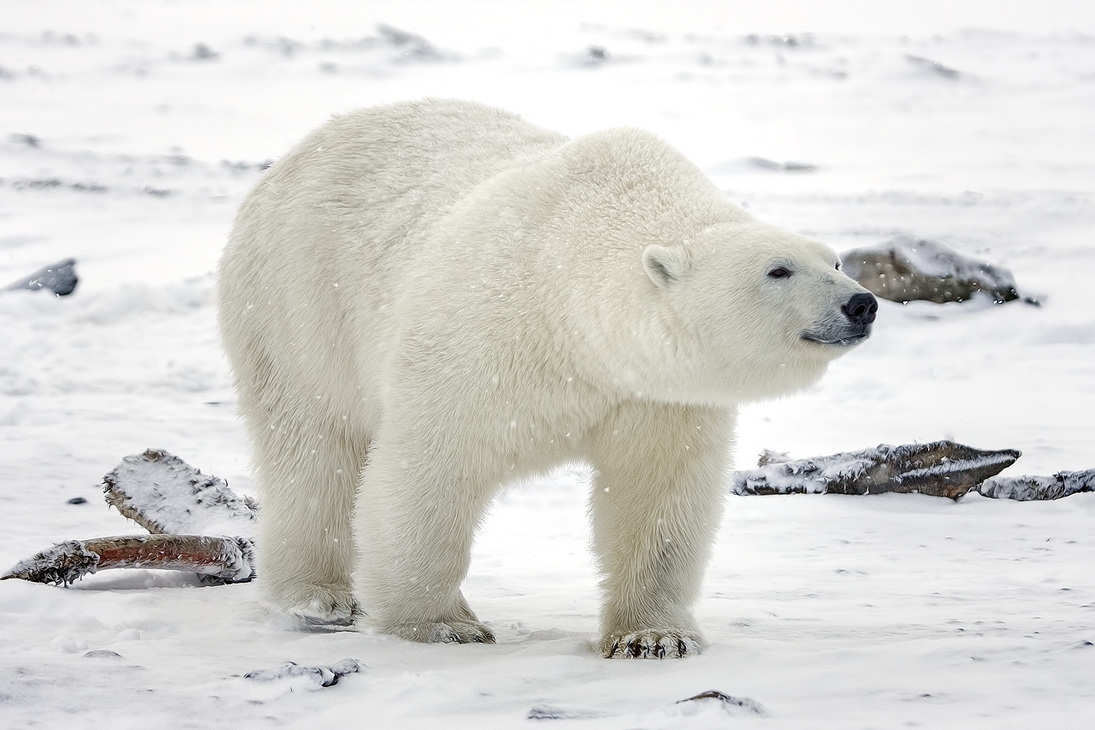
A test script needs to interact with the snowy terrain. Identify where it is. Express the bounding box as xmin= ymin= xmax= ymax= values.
xmin=2 ymin=1 xmax=1094 ymax=727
